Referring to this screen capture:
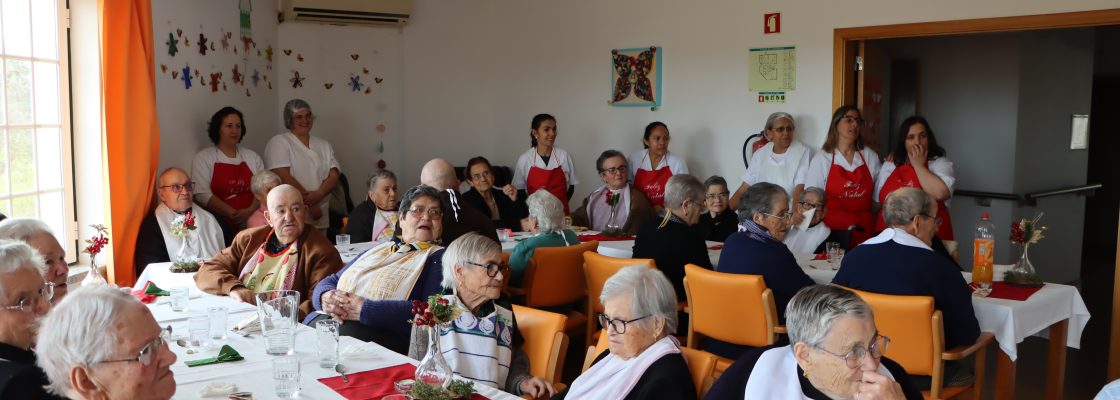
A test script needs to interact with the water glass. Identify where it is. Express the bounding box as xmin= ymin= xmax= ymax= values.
xmin=207 ymin=306 xmax=228 ymax=340
xmin=336 ymin=234 xmax=351 ymax=247
xmin=169 ymin=287 xmax=189 ymax=312
xmin=256 ymin=290 xmax=299 ymax=355
xmin=316 ymin=319 xmax=340 ymax=368
xmin=826 ymin=243 xmax=845 ymax=270
xmin=188 ymin=315 xmax=210 ymax=351
xmin=272 ymin=356 xmax=301 ymax=399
